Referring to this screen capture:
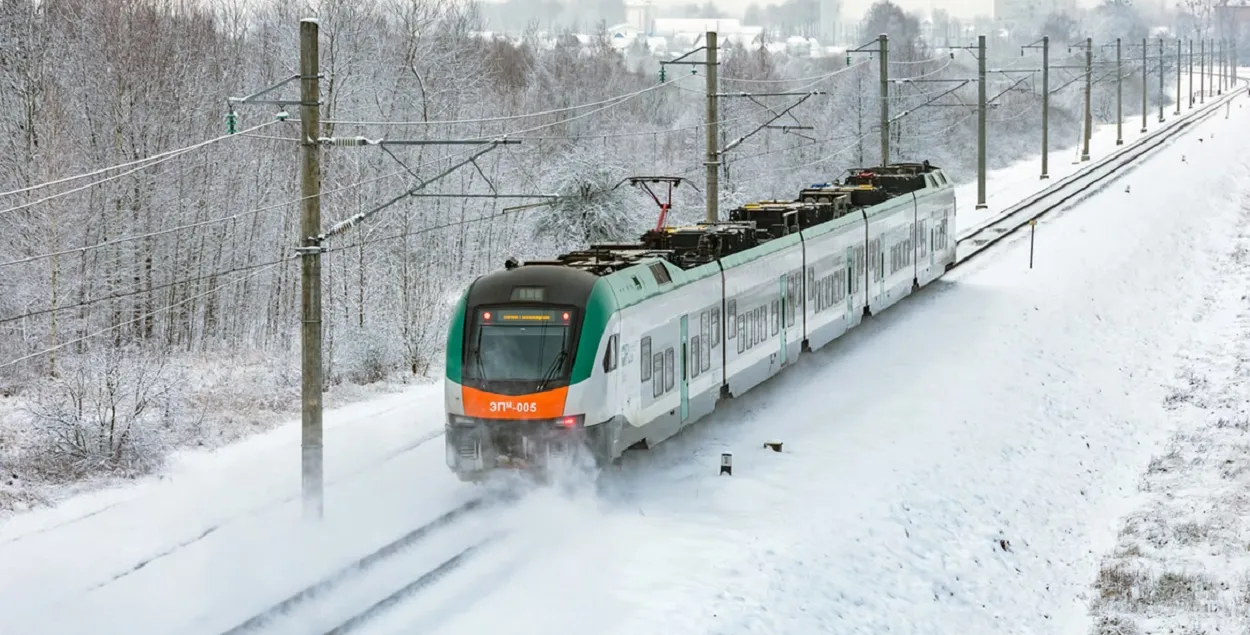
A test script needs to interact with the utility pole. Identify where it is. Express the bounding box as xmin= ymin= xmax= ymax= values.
xmin=977 ymin=34 xmax=987 ymax=206
xmin=705 ymin=30 xmax=719 ymax=223
xmin=1116 ymin=38 xmax=1123 ymax=145
xmin=1042 ymin=36 xmax=1050 ymax=177
xmin=298 ymin=17 xmax=323 ymax=521
xmin=1175 ymin=39 xmax=1182 ymax=116
xmin=1022 ymin=37 xmax=1049 ymax=177
xmin=1082 ymin=37 xmax=1091 ymax=161
xmin=879 ymin=33 xmax=890 ymax=167
xmin=1200 ymin=38 xmax=1205 ymax=104
xmin=1158 ymin=38 xmax=1165 ymax=123
xmin=1218 ymin=38 xmax=1224 ymax=94
xmin=1189 ymin=39 xmax=1194 ymax=108
xmin=1140 ymin=37 xmax=1148 ymax=133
